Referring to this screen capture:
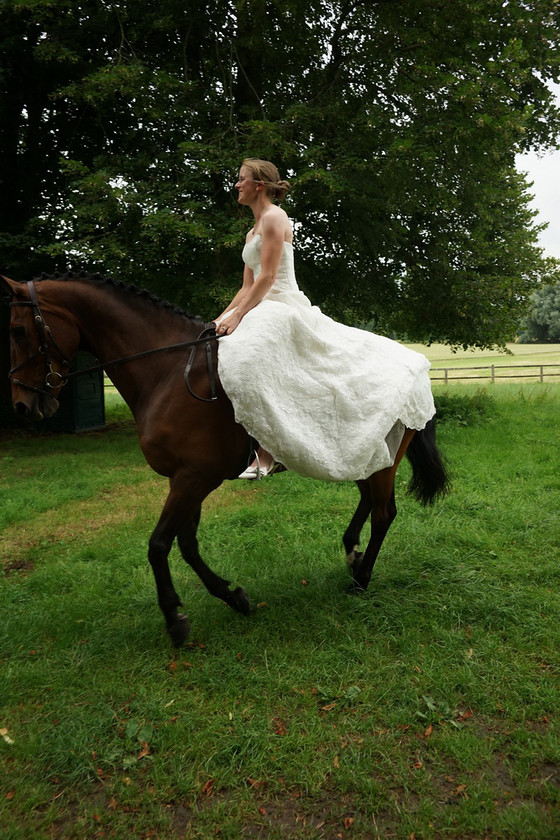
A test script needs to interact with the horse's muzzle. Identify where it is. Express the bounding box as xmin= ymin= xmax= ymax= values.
xmin=14 ymin=393 xmax=59 ymax=422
